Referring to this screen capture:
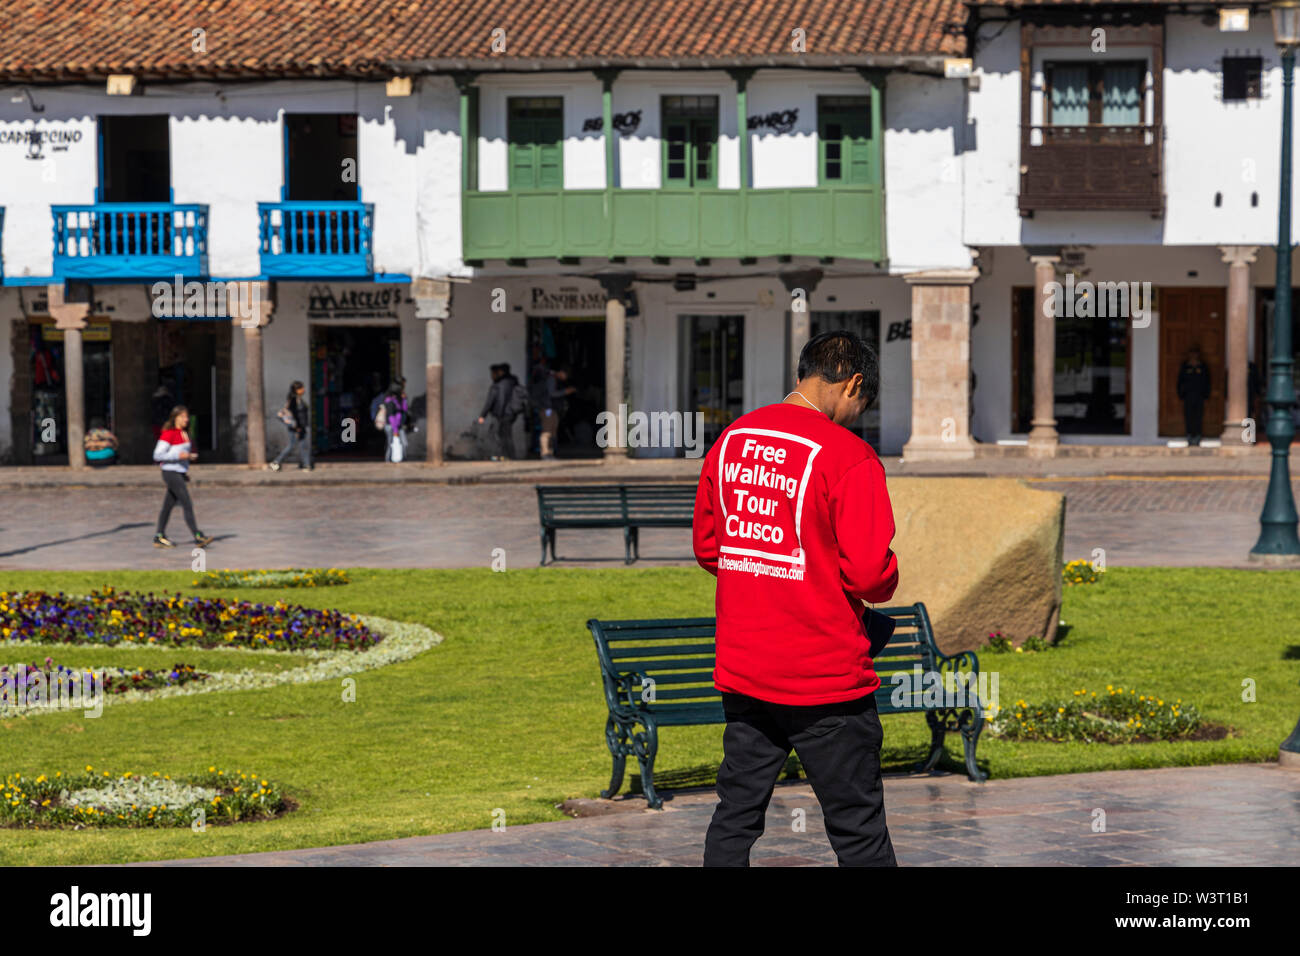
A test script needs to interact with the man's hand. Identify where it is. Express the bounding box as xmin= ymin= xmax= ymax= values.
xmin=477 ymin=416 xmax=485 ymax=424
